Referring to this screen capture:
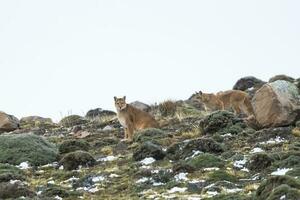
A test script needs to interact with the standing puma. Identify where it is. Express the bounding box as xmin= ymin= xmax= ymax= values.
xmin=196 ymin=90 xmax=255 ymax=116
xmin=114 ymin=96 xmax=159 ymax=141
